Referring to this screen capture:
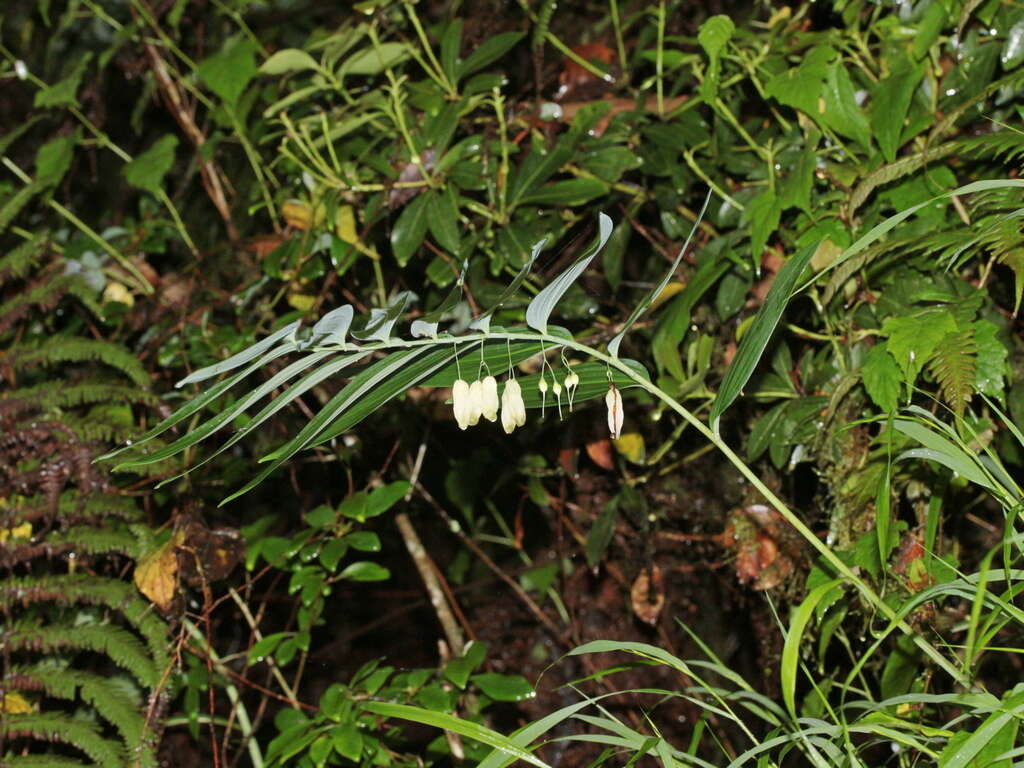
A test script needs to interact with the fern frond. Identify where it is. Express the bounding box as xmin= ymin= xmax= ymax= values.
xmin=960 ymin=128 xmax=1024 ymax=164
xmin=7 ymin=619 xmax=158 ymax=688
xmin=0 ymin=711 xmax=125 ymax=765
xmin=7 ymin=665 xmax=146 ymax=750
xmin=1 ymin=575 xmax=169 ymax=669
xmin=2 ymin=382 xmax=158 ymax=412
xmin=0 ymin=525 xmax=140 ymax=565
xmin=5 ymin=337 xmax=149 ymax=387
xmin=11 ymin=491 xmax=143 ymax=525
xmin=0 ymin=234 xmax=47 ymax=280
xmin=927 ymin=326 xmax=977 ymax=416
